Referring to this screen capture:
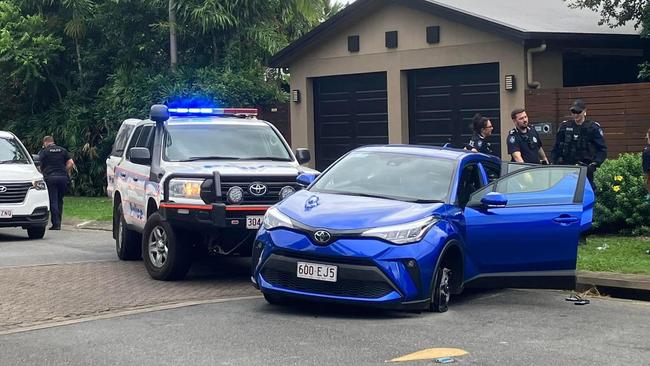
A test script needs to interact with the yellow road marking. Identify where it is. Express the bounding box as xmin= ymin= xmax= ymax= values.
xmin=388 ymin=348 xmax=468 ymax=362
